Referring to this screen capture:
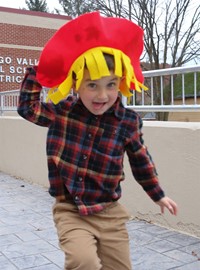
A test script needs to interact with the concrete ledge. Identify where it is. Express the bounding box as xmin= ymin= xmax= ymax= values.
xmin=121 ymin=120 xmax=200 ymax=237
xmin=0 ymin=116 xmax=200 ymax=237
xmin=0 ymin=116 xmax=48 ymax=186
